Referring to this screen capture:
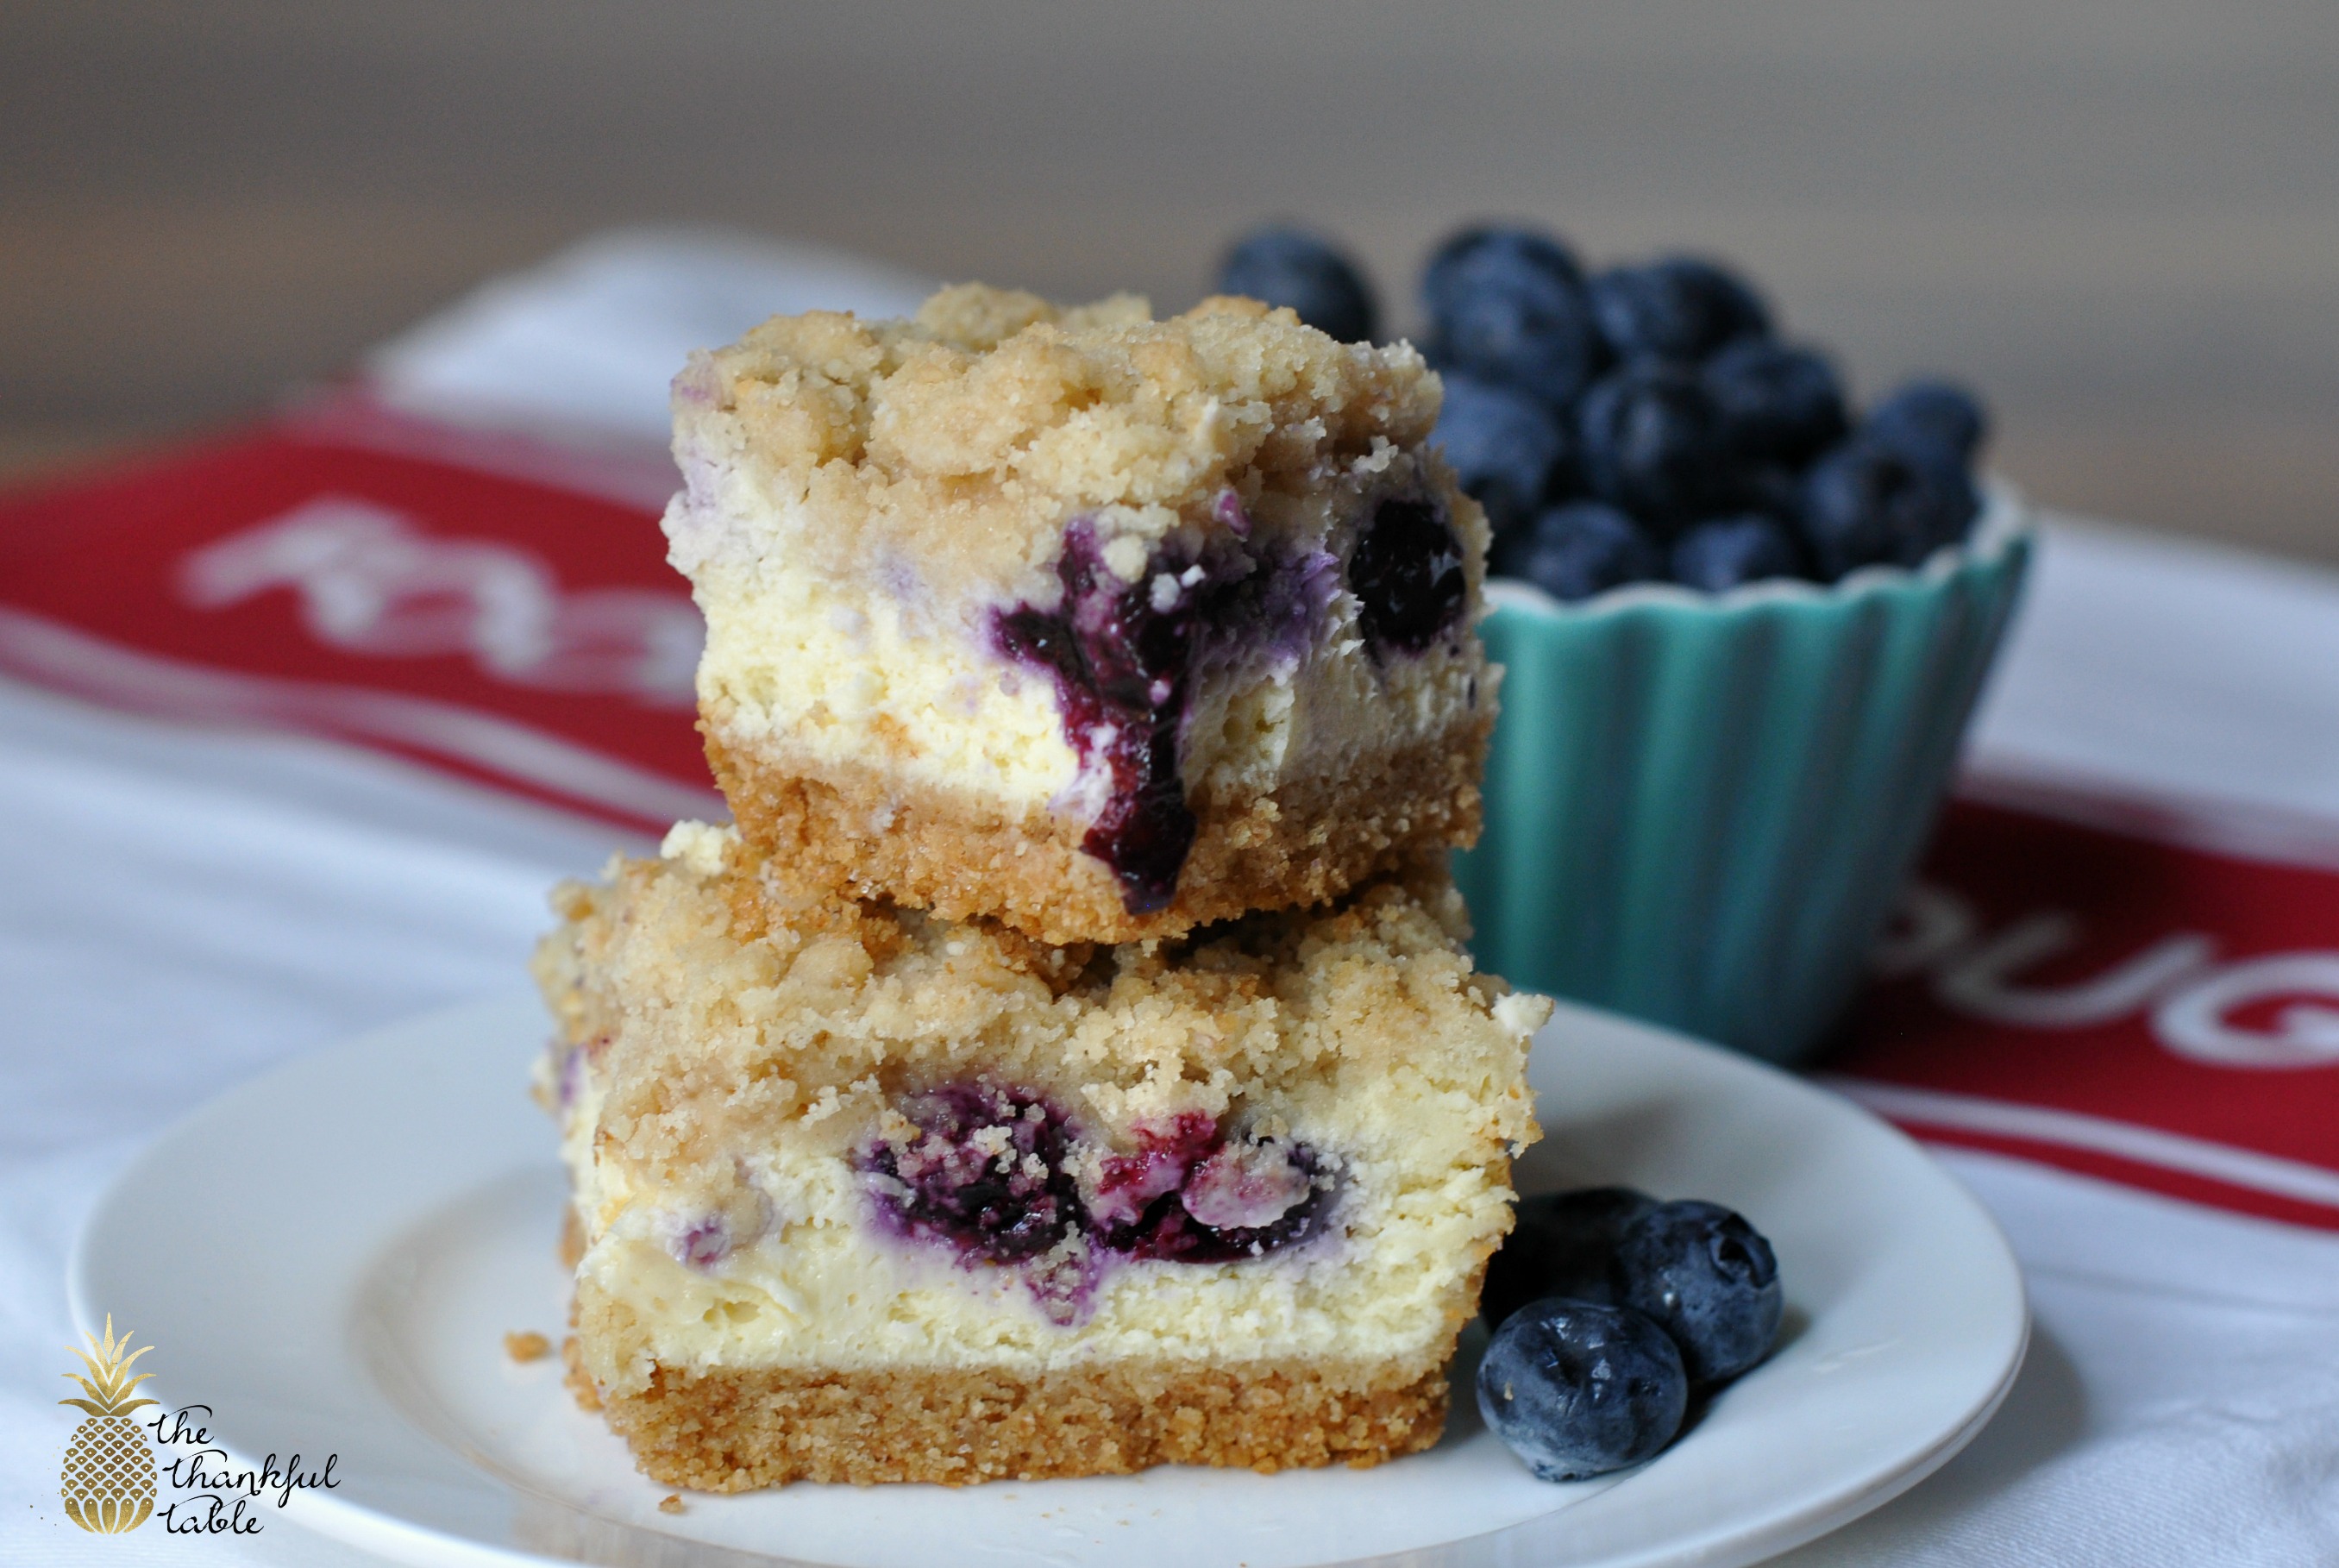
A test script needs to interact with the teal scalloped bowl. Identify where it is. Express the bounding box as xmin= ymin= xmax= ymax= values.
xmin=1456 ymin=490 xmax=2033 ymax=1065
